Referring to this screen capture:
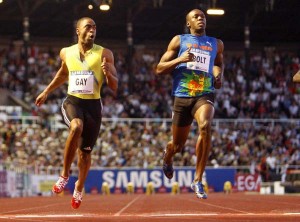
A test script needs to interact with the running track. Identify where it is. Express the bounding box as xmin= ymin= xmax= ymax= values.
xmin=0 ymin=193 xmax=299 ymax=221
